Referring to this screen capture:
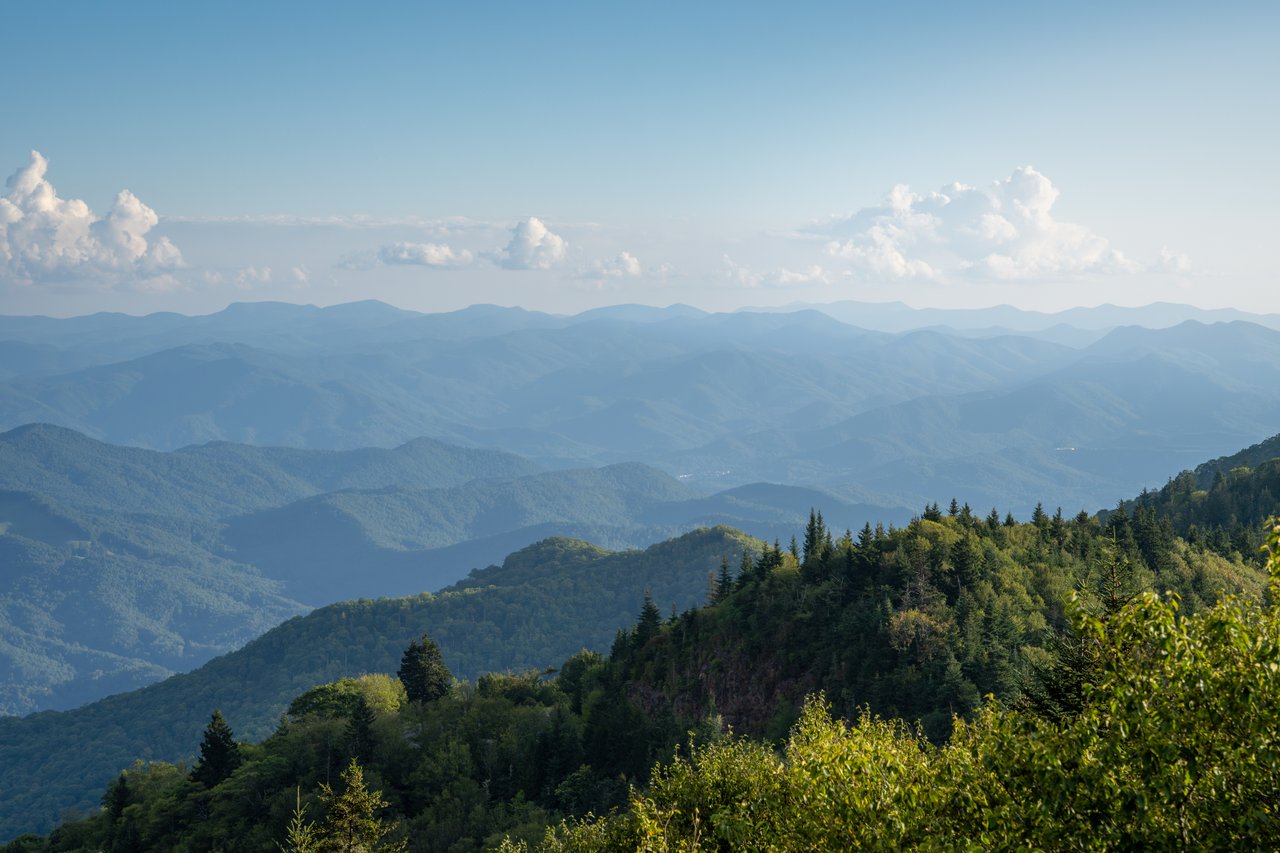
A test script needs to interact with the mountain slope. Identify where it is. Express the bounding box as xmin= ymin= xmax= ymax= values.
xmin=0 ymin=527 xmax=754 ymax=838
